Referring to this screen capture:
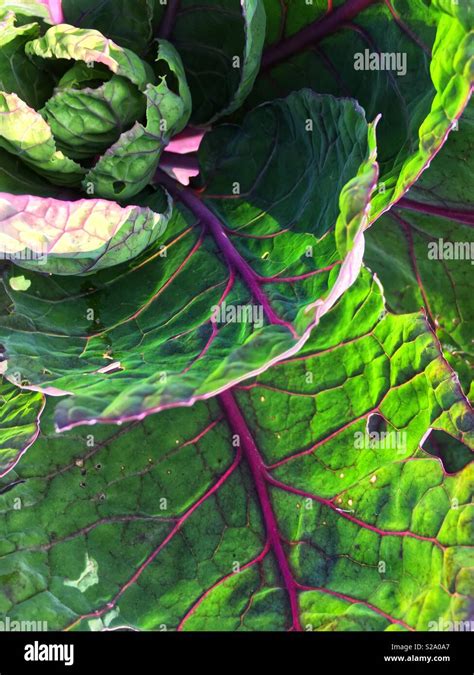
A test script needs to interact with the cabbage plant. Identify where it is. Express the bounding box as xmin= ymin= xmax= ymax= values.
xmin=0 ymin=0 xmax=472 ymax=634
